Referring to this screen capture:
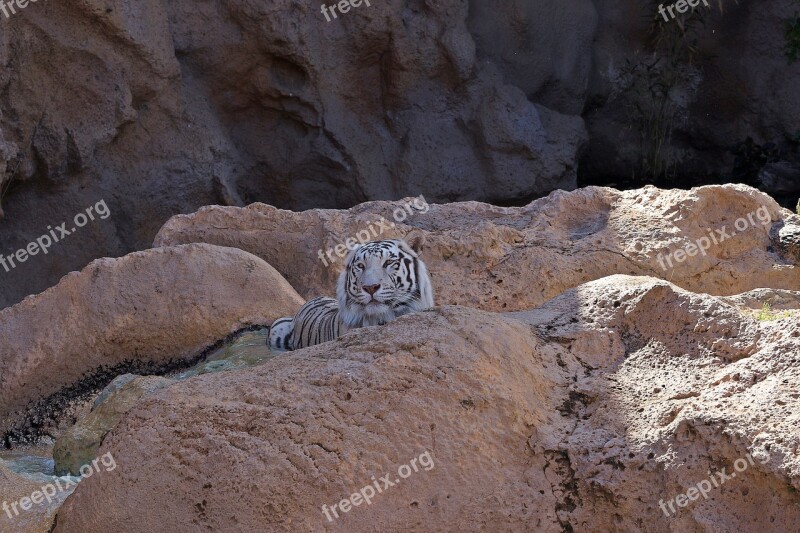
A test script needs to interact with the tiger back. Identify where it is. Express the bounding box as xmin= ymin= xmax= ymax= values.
xmin=289 ymin=296 xmax=346 ymax=350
